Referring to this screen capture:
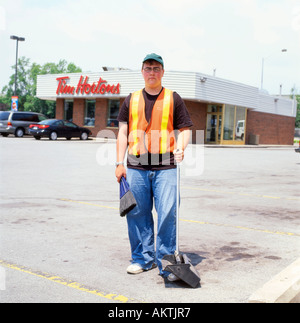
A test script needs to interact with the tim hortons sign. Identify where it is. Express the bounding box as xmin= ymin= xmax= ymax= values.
xmin=56 ymin=75 xmax=120 ymax=96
